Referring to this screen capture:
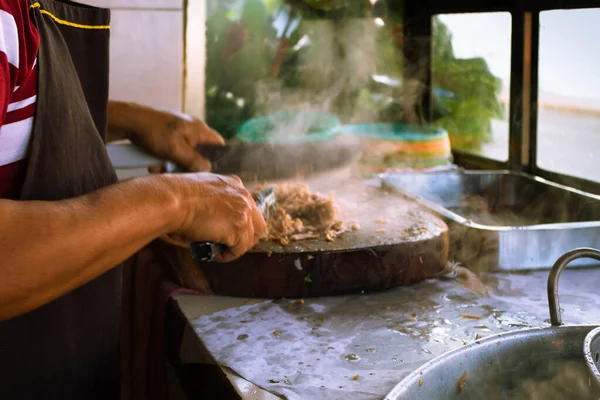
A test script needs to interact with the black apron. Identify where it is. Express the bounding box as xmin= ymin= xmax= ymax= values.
xmin=0 ymin=1 xmax=122 ymax=398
